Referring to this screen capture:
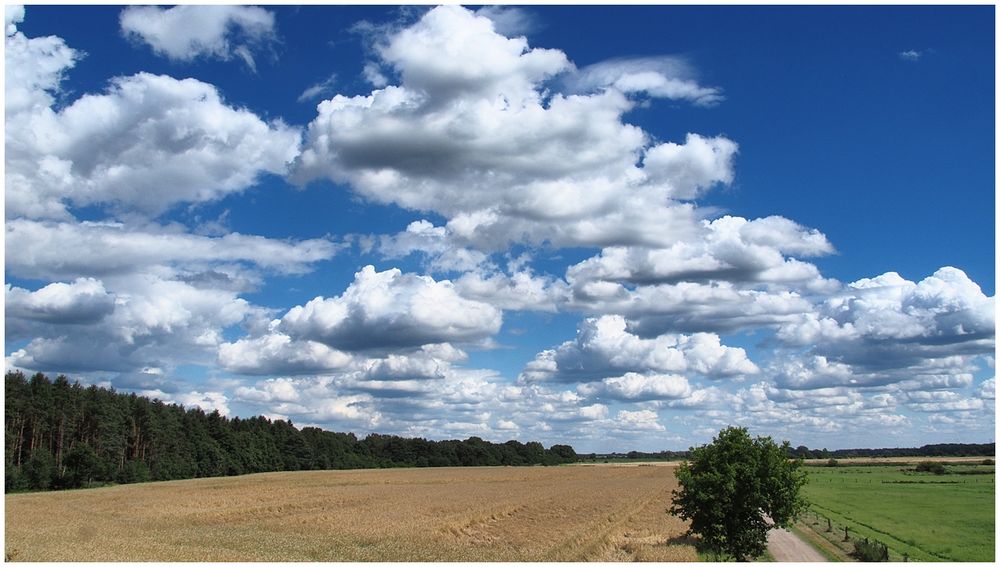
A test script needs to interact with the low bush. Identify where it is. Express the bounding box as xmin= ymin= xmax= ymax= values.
xmin=853 ymin=537 xmax=889 ymax=561
xmin=117 ymin=460 xmax=152 ymax=484
xmin=914 ymin=461 xmax=947 ymax=475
